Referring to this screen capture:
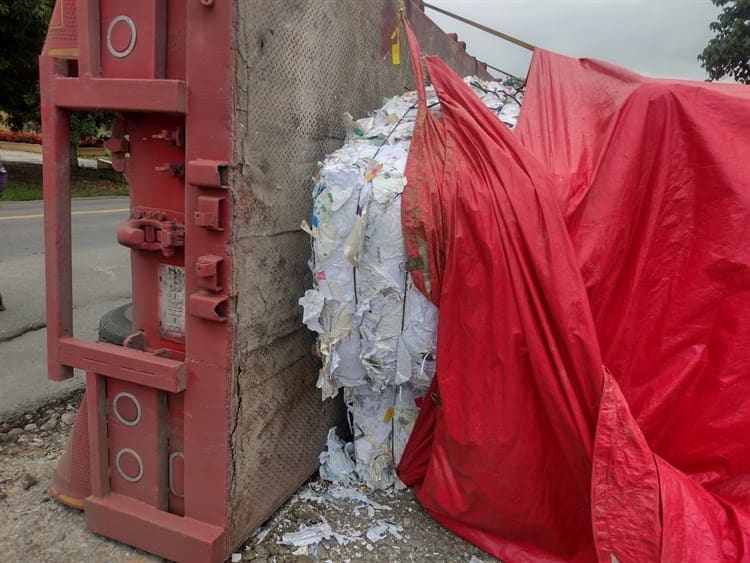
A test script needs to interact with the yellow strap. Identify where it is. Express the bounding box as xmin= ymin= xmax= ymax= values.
xmin=391 ymin=1 xmax=406 ymax=65
xmin=391 ymin=29 xmax=401 ymax=65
